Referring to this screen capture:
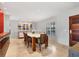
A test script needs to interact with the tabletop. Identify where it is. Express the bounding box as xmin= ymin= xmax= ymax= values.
xmin=27 ymin=32 xmax=40 ymax=38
